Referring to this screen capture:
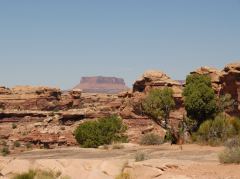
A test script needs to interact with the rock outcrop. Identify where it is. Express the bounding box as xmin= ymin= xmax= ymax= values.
xmin=0 ymin=86 xmax=124 ymax=148
xmin=190 ymin=66 xmax=222 ymax=94
xmin=0 ymin=86 xmax=82 ymax=111
xmin=133 ymin=70 xmax=183 ymax=104
xmin=120 ymin=70 xmax=185 ymax=142
xmin=74 ymin=76 xmax=129 ymax=94
xmin=220 ymin=63 xmax=240 ymax=114
xmin=191 ymin=62 xmax=240 ymax=115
